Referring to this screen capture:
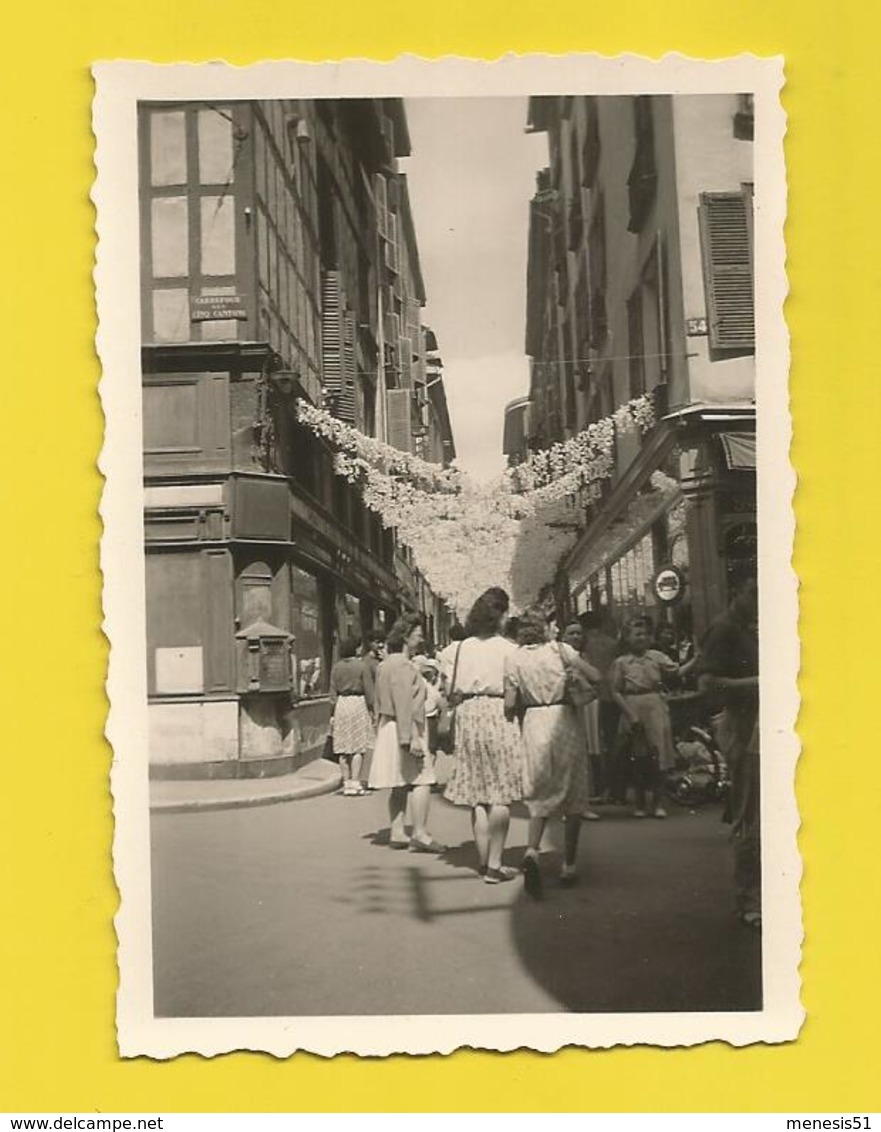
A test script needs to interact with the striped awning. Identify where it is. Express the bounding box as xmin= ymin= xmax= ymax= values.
xmin=720 ymin=432 xmax=756 ymax=470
